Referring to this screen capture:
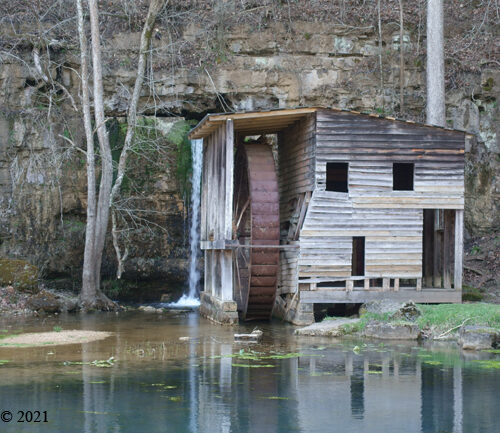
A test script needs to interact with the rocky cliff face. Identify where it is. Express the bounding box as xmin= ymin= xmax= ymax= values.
xmin=0 ymin=2 xmax=498 ymax=297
